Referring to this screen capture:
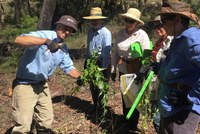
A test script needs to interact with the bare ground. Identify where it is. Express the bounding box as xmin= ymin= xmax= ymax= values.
xmin=0 ymin=59 xmax=199 ymax=134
